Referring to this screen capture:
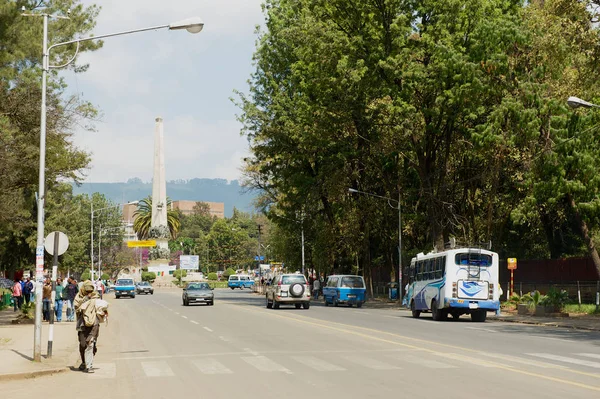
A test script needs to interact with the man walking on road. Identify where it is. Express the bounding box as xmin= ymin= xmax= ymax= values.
xmin=312 ymin=277 xmax=320 ymax=300
xmin=74 ymin=280 xmax=106 ymax=373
